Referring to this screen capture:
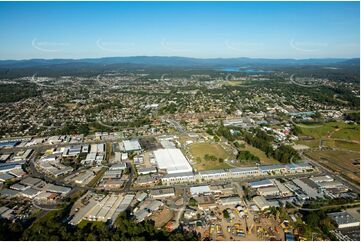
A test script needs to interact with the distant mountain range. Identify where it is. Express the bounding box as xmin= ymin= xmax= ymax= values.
xmin=0 ymin=56 xmax=359 ymax=78
xmin=0 ymin=56 xmax=359 ymax=68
